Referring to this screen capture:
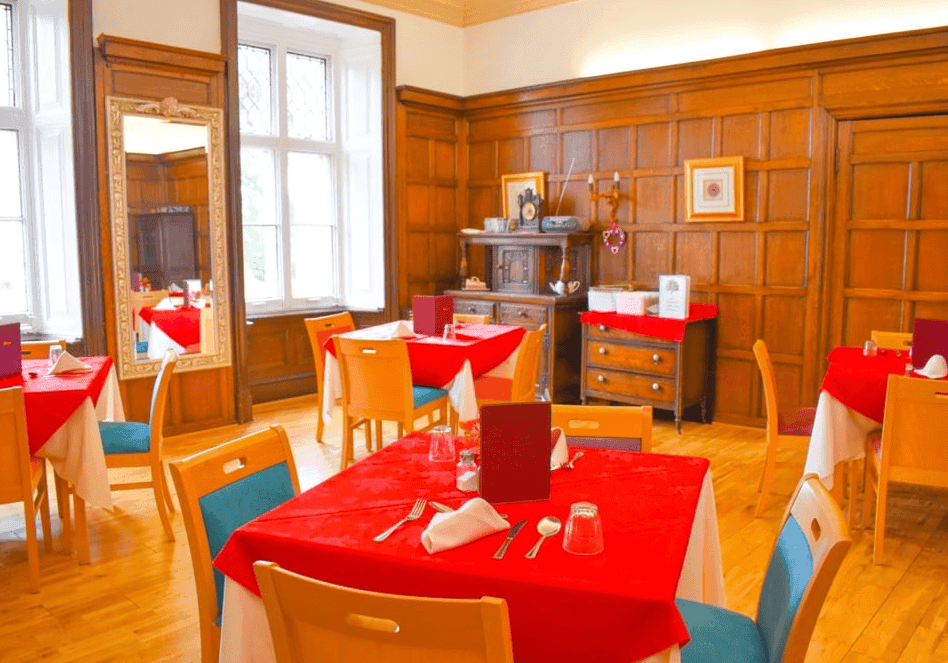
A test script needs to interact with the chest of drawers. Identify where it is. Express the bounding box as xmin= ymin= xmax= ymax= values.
xmin=581 ymin=318 xmax=715 ymax=433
